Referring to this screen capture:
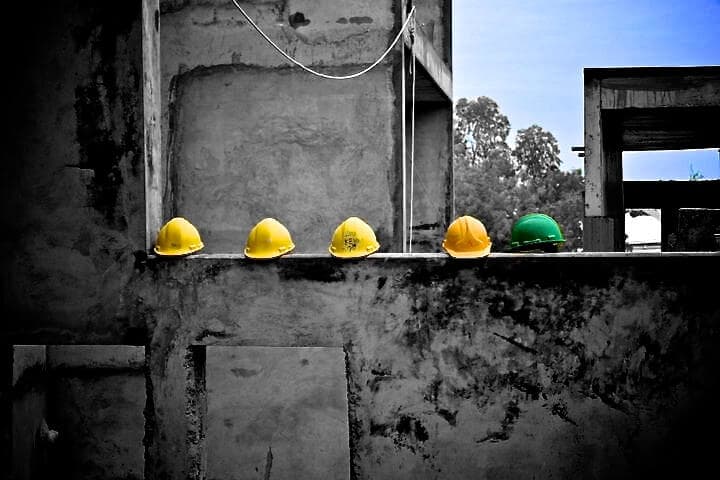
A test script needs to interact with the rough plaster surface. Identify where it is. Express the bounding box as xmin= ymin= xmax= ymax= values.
xmin=170 ymin=65 xmax=397 ymax=253
xmin=160 ymin=0 xmax=395 ymax=71
xmin=125 ymin=254 xmax=720 ymax=479
xmin=206 ymin=346 xmax=350 ymax=479
xmin=160 ymin=0 xmax=396 ymax=173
